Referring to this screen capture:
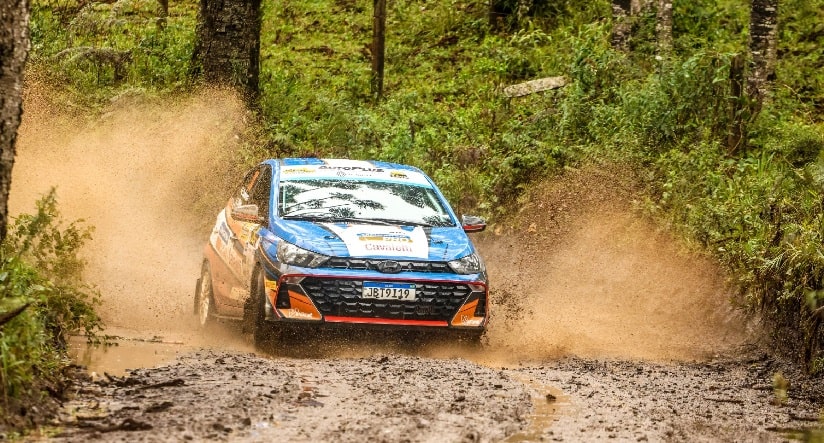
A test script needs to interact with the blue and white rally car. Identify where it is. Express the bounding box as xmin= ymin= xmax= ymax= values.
xmin=194 ymin=158 xmax=488 ymax=345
